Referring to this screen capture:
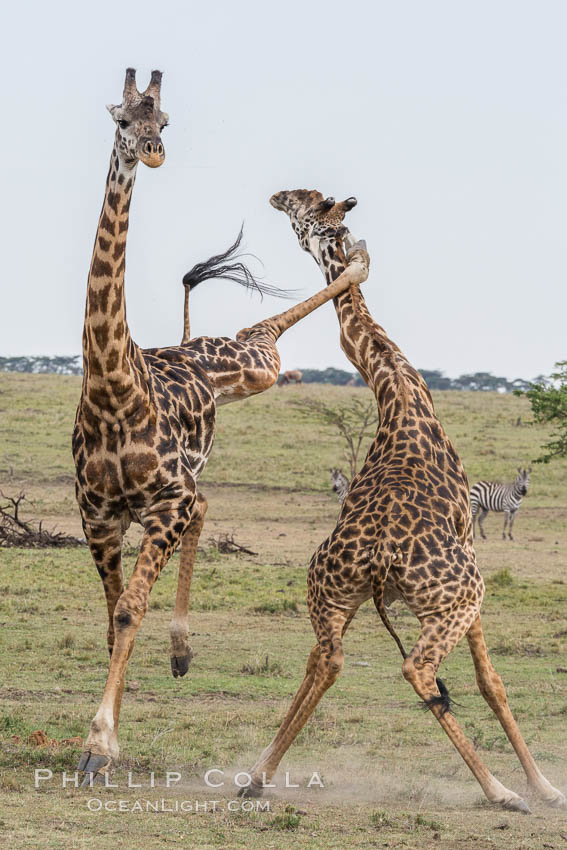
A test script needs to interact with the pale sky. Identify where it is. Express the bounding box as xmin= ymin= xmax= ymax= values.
xmin=2 ymin=0 xmax=566 ymax=380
